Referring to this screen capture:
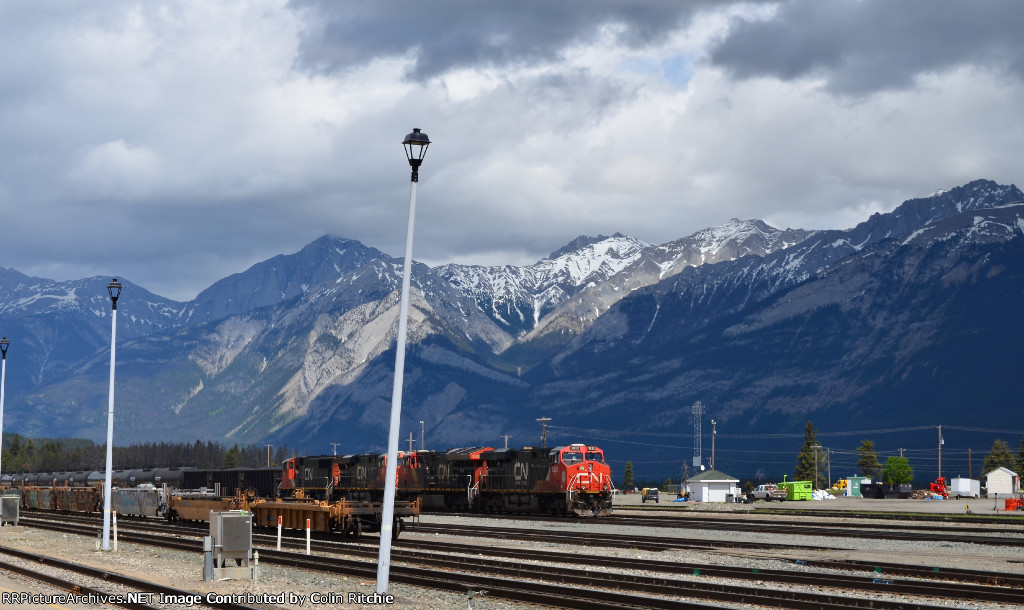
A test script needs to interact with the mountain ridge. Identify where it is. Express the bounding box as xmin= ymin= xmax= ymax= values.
xmin=0 ymin=179 xmax=1021 ymax=479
